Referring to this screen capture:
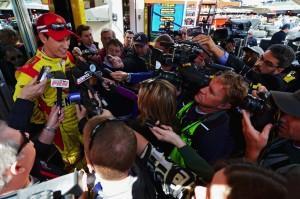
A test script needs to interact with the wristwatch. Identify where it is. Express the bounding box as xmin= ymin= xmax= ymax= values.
xmin=45 ymin=126 xmax=56 ymax=133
